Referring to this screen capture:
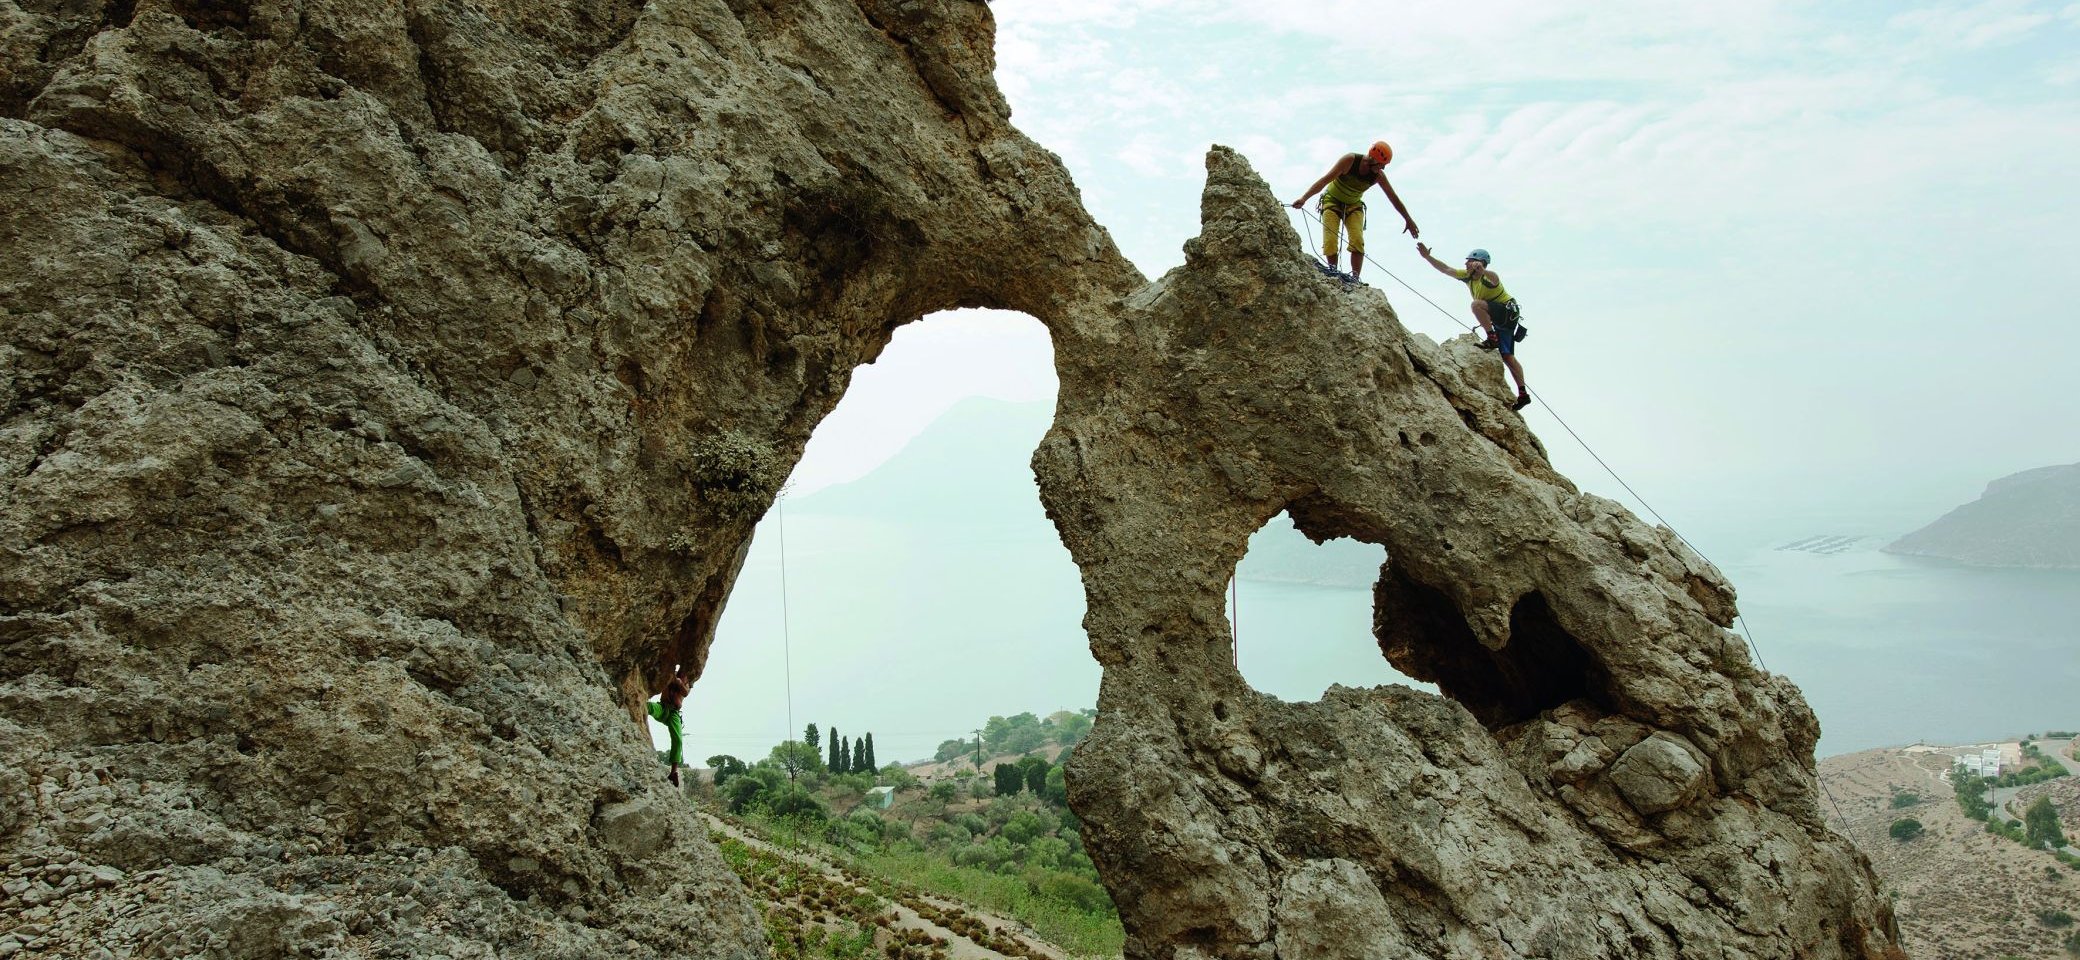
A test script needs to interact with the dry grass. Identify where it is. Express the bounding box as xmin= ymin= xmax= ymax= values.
xmin=1821 ymin=746 xmax=2080 ymax=959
